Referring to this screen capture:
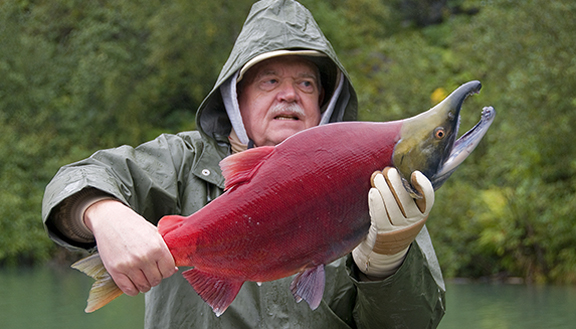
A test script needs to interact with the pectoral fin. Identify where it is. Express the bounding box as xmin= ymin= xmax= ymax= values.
xmin=289 ymin=265 xmax=325 ymax=310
